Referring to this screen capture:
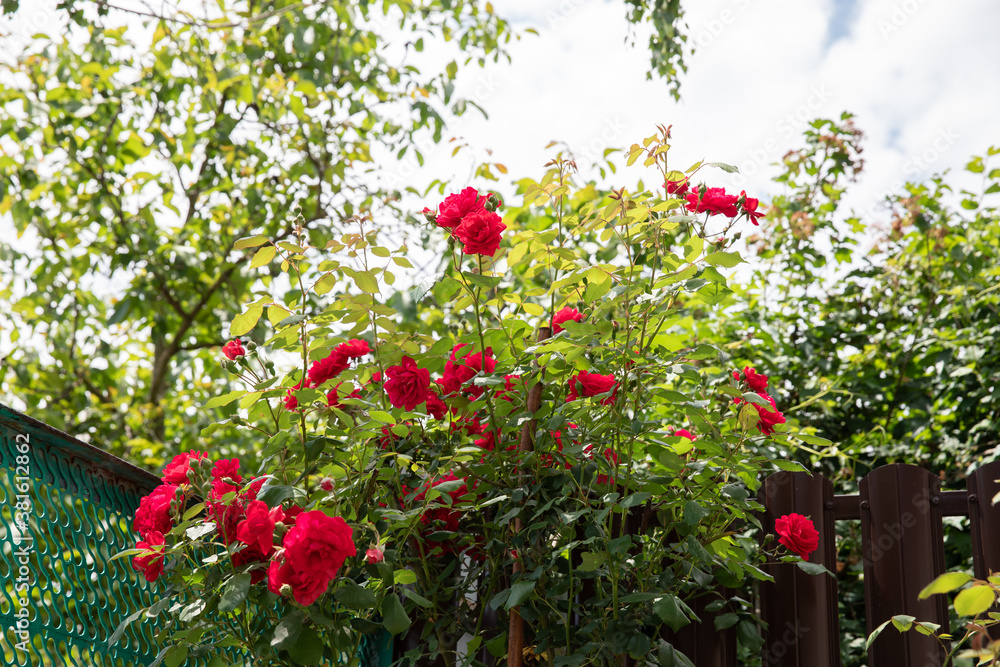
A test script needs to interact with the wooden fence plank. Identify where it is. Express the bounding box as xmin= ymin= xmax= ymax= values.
xmin=966 ymin=460 xmax=1000 ymax=643
xmin=758 ymin=471 xmax=840 ymax=667
xmin=860 ymin=464 xmax=948 ymax=667
xmin=664 ymin=592 xmax=739 ymax=667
